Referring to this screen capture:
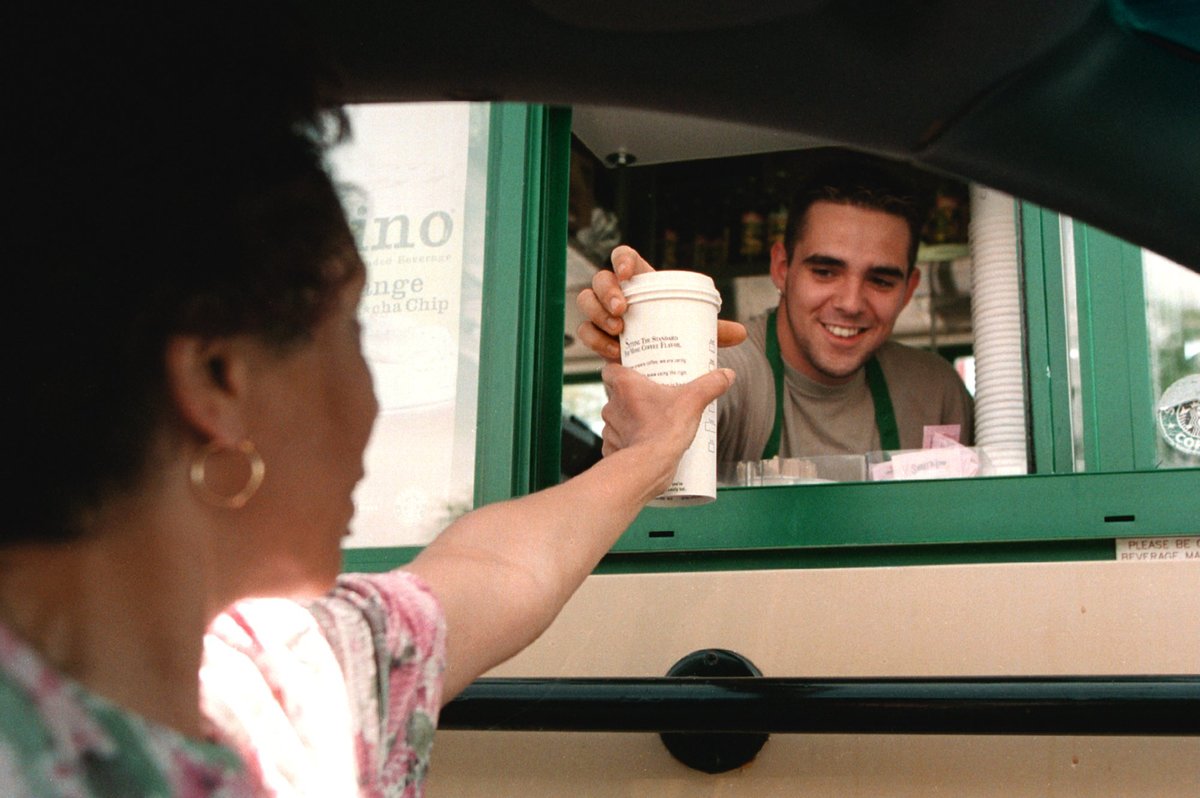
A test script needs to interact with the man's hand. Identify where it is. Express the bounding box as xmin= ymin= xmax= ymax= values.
xmin=575 ymin=245 xmax=747 ymax=362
